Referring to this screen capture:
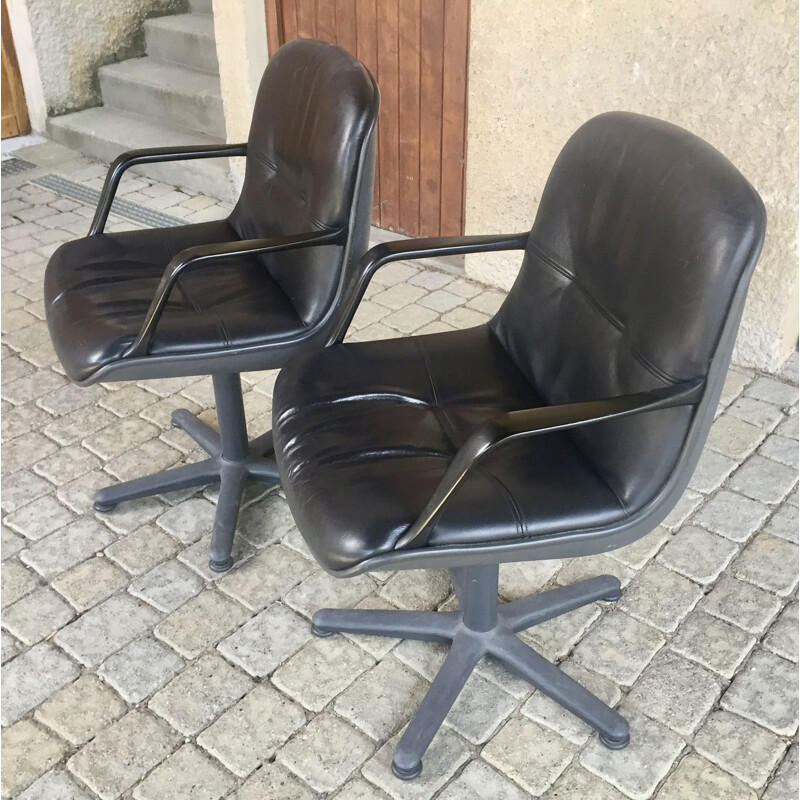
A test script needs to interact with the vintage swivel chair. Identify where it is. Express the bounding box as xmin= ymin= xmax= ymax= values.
xmin=44 ymin=39 xmax=379 ymax=571
xmin=272 ymin=112 xmax=766 ymax=778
